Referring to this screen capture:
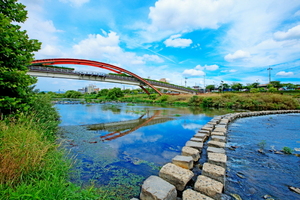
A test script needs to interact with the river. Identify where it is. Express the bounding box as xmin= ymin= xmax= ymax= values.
xmin=56 ymin=103 xmax=231 ymax=198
